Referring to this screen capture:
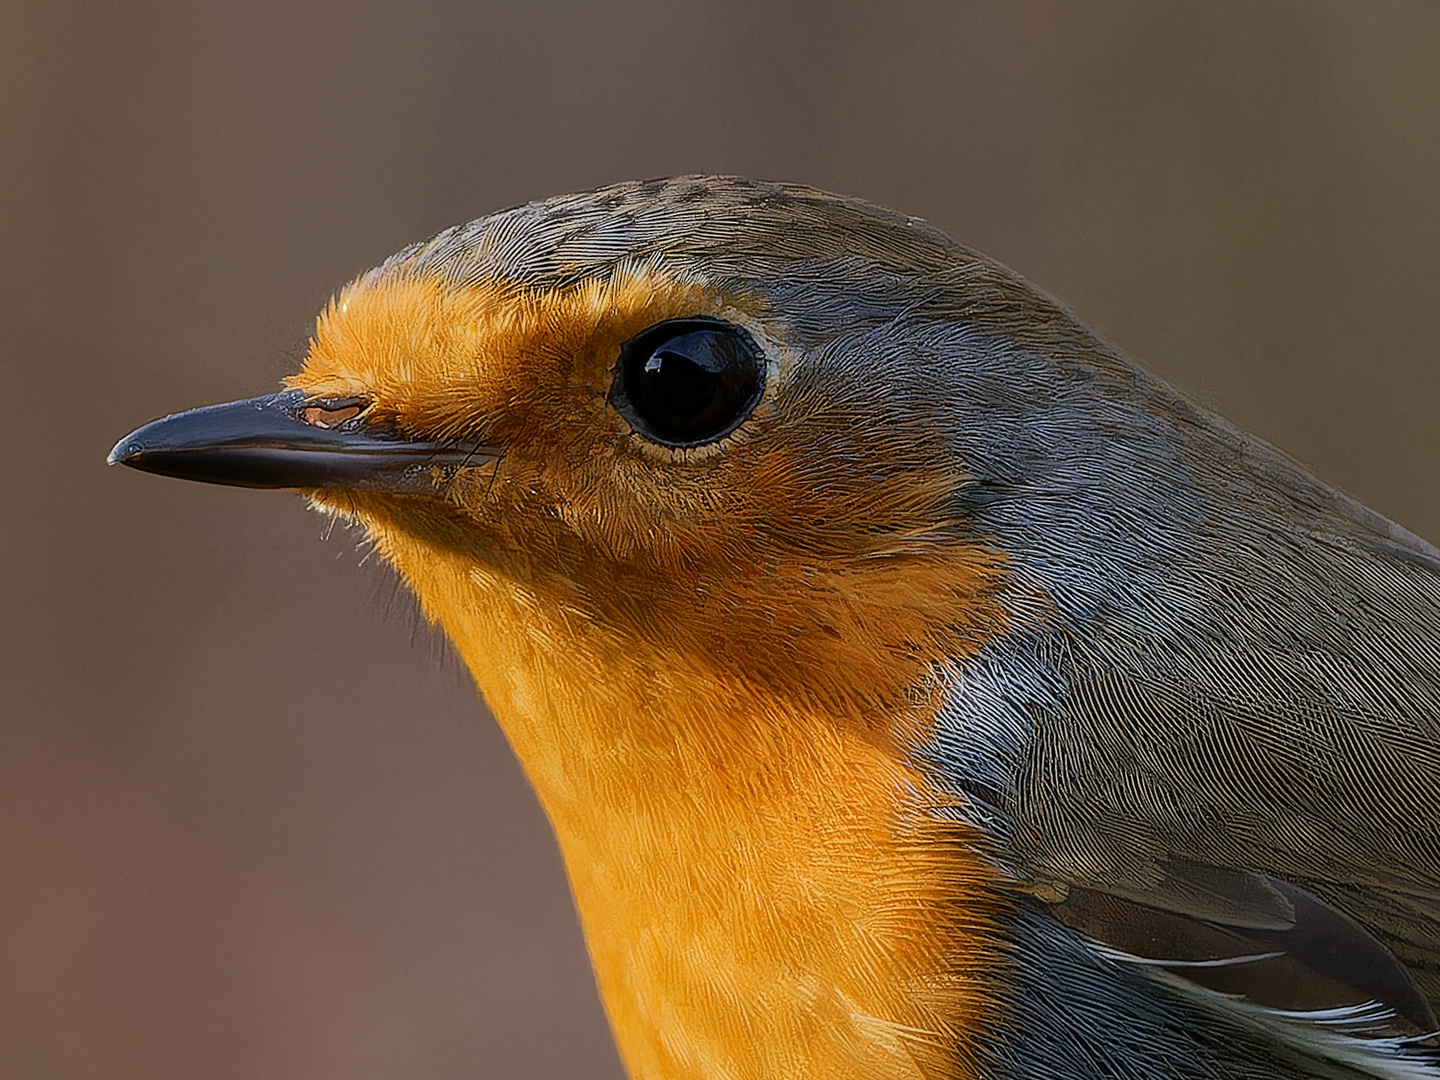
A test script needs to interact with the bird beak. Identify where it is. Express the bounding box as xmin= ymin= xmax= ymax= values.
xmin=108 ymin=389 xmax=498 ymax=492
